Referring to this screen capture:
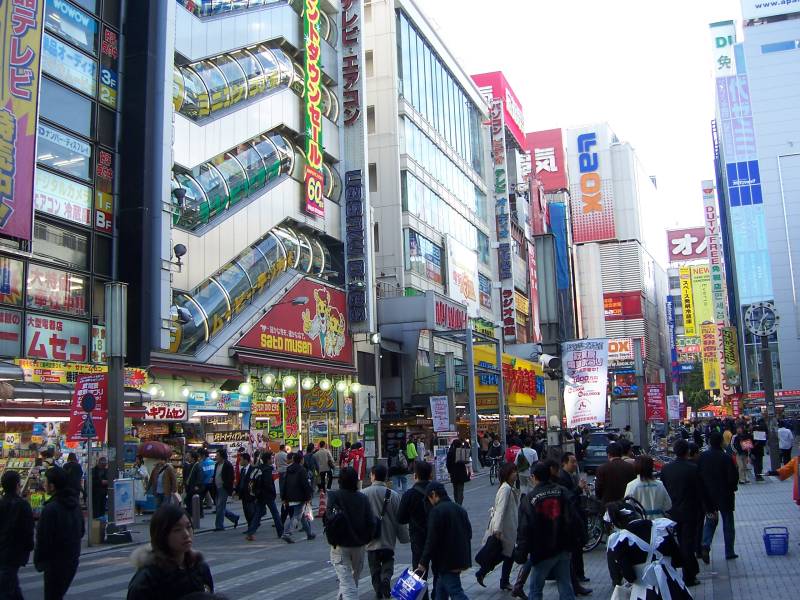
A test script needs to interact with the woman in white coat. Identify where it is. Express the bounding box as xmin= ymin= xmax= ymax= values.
xmin=624 ymin=455 xmax=672 ymax=519
xmin=475 ymin=462 xmax=520 ymax=591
